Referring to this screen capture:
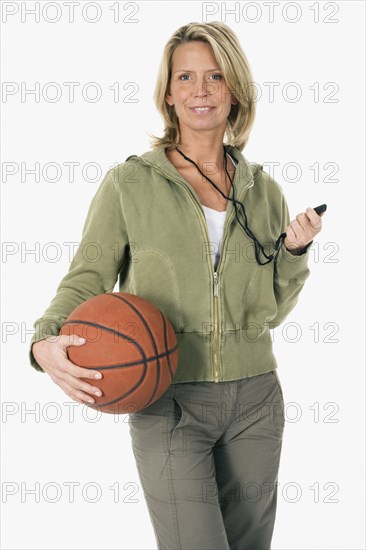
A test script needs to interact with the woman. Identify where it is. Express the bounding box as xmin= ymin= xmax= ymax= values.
xmin=30 ymin=21 xmax=324 ymax=549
